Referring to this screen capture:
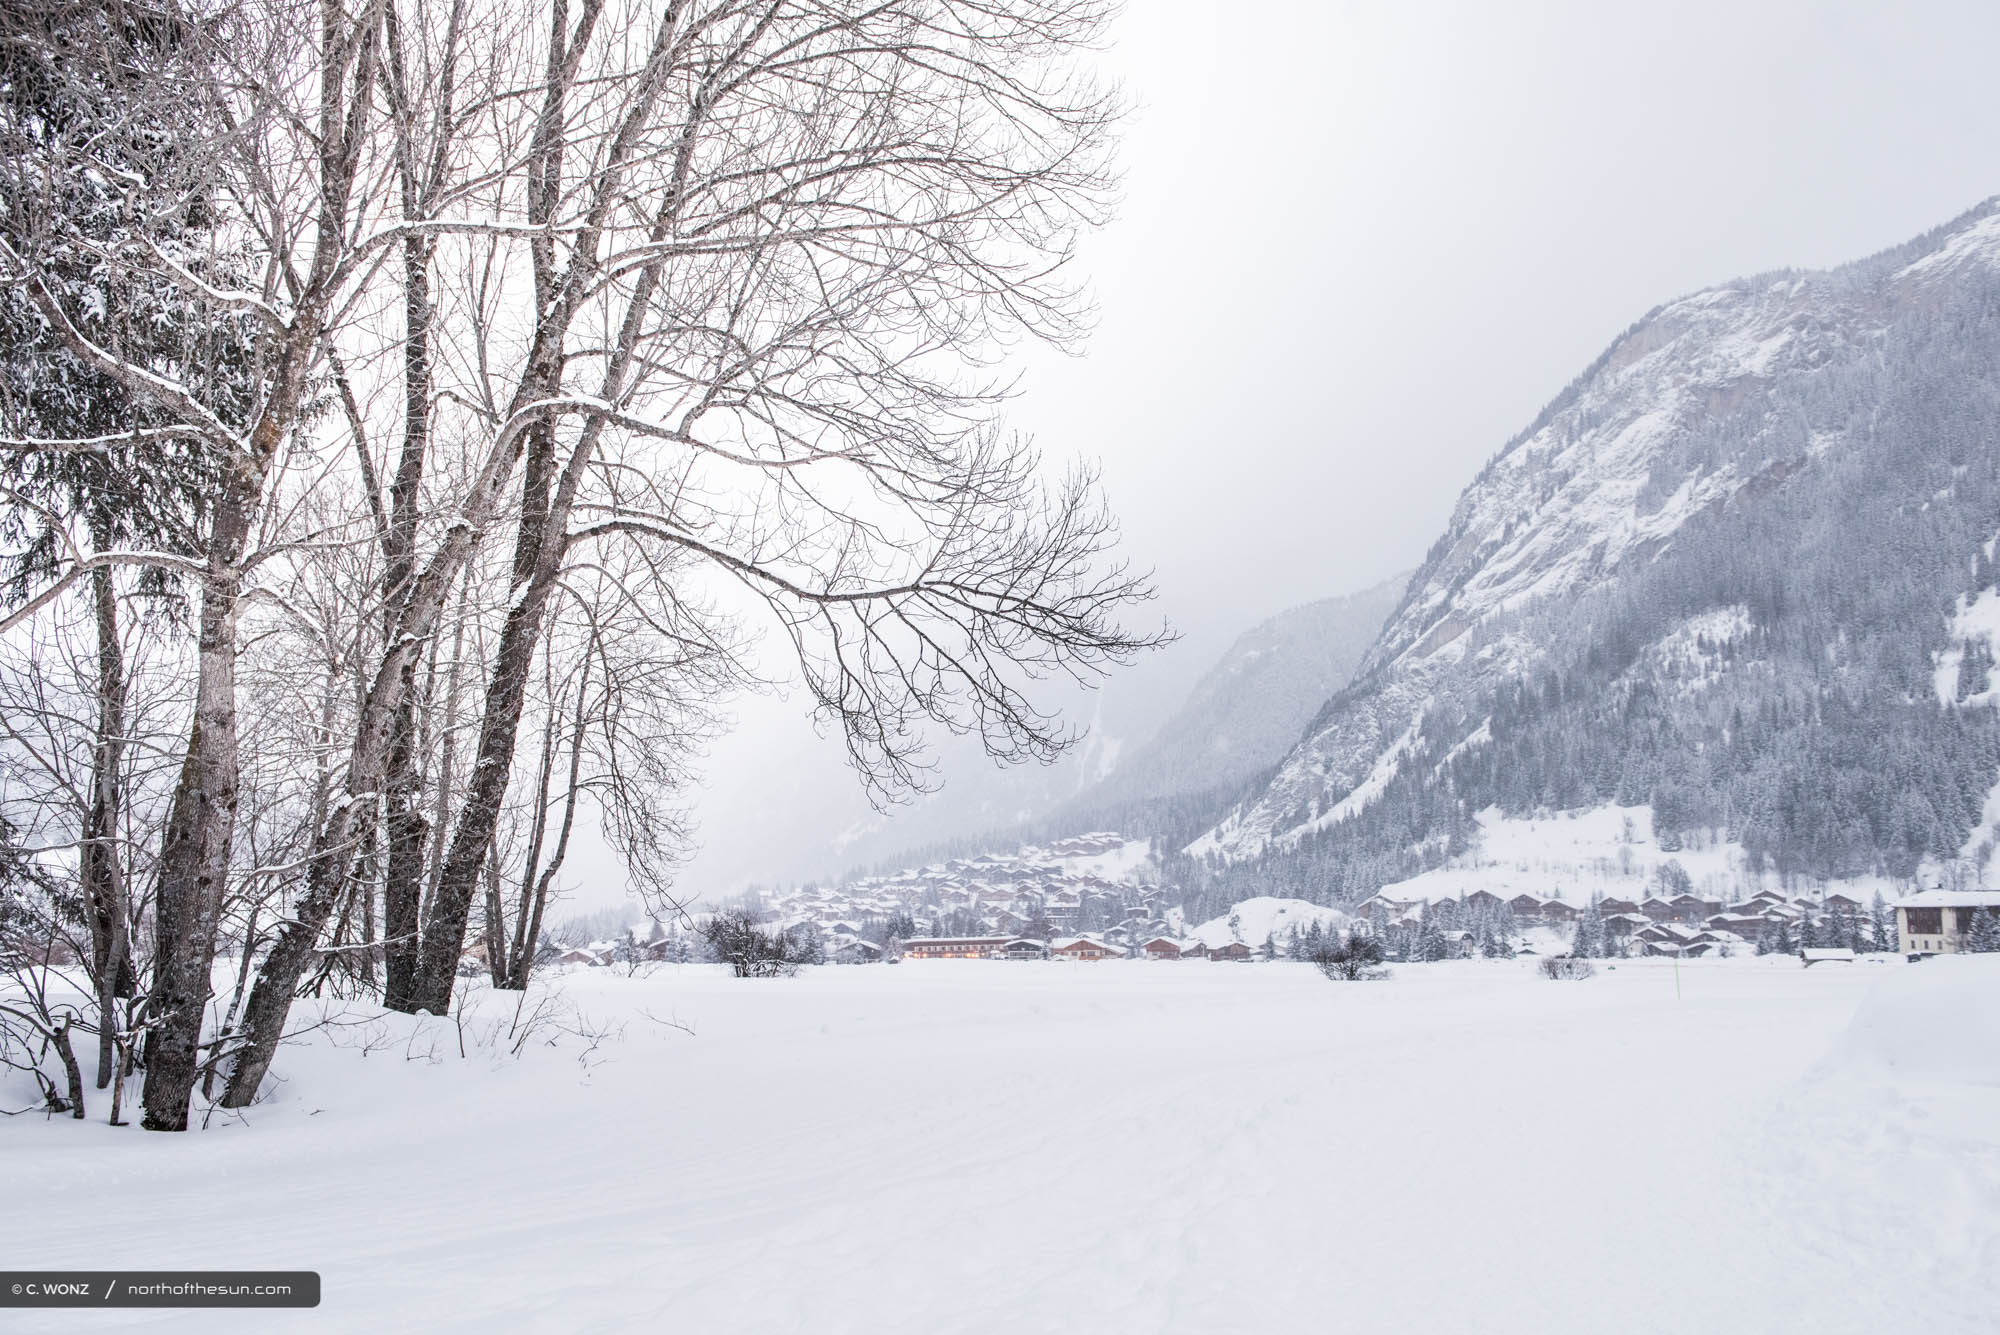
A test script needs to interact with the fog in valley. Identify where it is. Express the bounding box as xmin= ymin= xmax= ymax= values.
xmin=661 ymin=0 xmax=2000 ymax=905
